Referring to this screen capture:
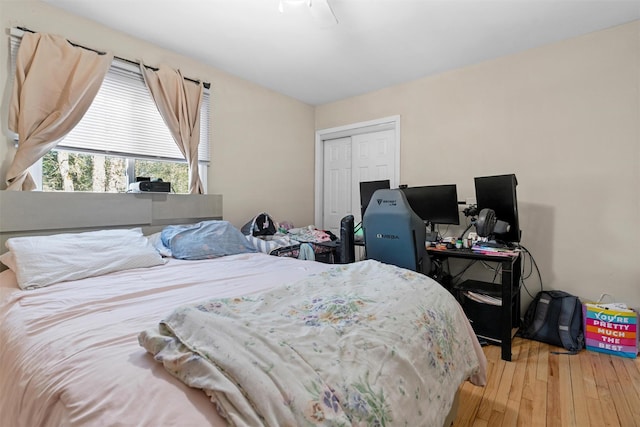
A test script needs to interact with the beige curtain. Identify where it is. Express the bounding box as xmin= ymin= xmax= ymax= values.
xmin=7 ymin=32 xmax=113 ymax=191
xmin=140 ymin=64 xmax=204 ymax=194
